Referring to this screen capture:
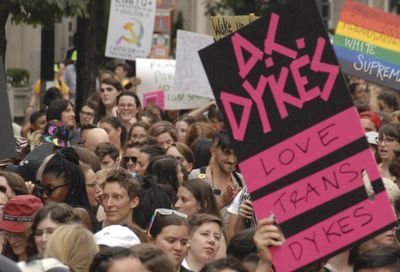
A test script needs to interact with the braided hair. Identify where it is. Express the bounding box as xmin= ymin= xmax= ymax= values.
xmin=42 ymin=147 xmax=91 ymax=210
